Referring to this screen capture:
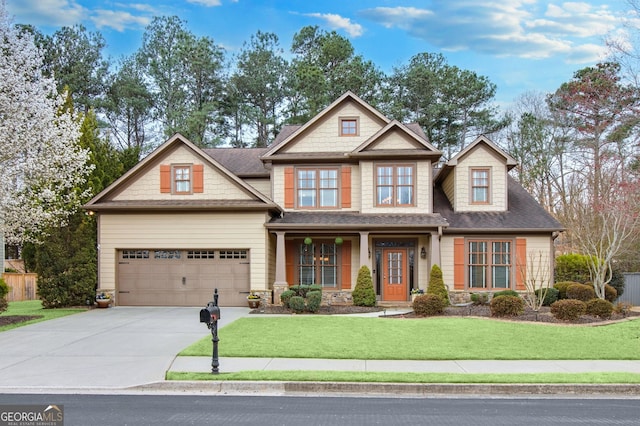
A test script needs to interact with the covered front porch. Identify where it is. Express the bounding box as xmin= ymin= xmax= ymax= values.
xmin=267 ymin=212 xmax=448 ymax=304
